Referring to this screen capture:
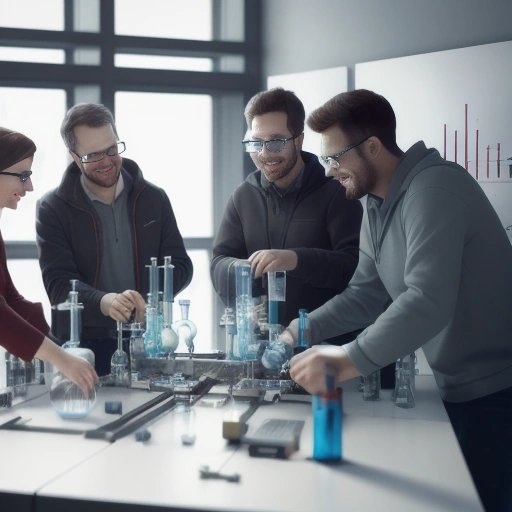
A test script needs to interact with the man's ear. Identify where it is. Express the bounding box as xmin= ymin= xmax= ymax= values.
xmin=70 ymin=149 xmax=81 ymax=167
xmin=366 ymin=136 xmax=383 ymax=159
